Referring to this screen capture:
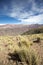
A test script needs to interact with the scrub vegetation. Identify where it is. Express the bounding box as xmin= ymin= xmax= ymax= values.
xmin=0 ymin=34 xmax=43 ymax=65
